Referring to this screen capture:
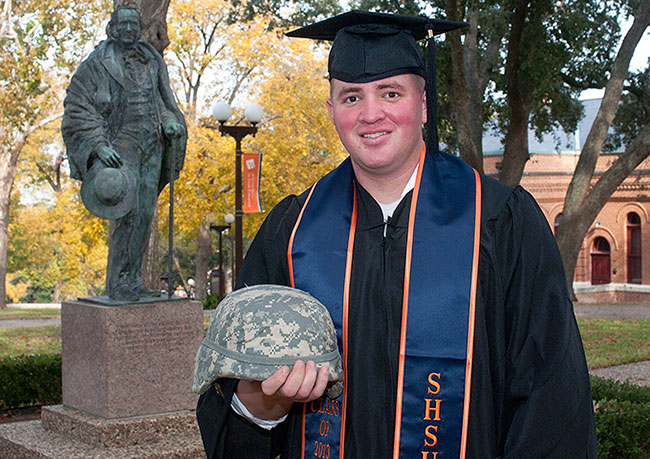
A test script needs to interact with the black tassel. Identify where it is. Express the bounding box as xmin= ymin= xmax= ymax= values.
xmin=425 ymin=24 xmax=438 ymax=154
